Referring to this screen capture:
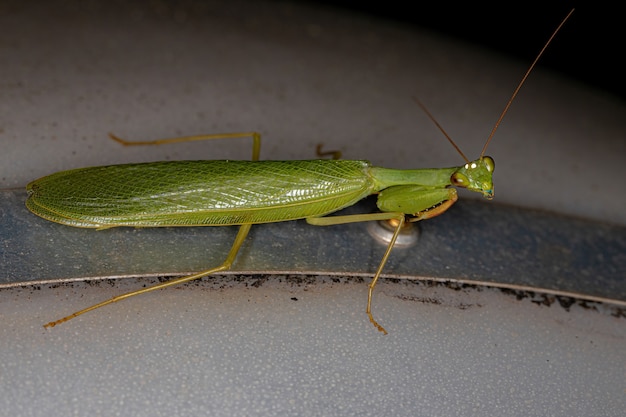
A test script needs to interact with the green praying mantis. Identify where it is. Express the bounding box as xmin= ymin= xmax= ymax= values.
xmin=26 ymin=10 xmax=573 ymax=334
